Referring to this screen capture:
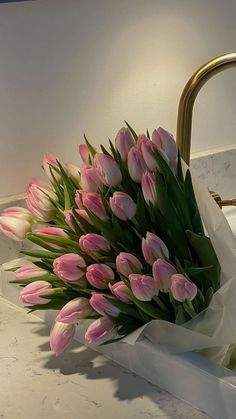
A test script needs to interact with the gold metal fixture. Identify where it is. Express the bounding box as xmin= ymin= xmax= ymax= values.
xmin=176 ymin=52 xmax=236 ymax=207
